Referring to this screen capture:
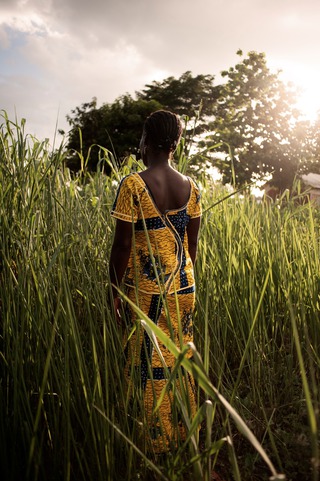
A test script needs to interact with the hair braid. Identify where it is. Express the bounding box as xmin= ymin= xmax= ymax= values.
xmin=144 ymin=110 xmax=182 ymax=153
